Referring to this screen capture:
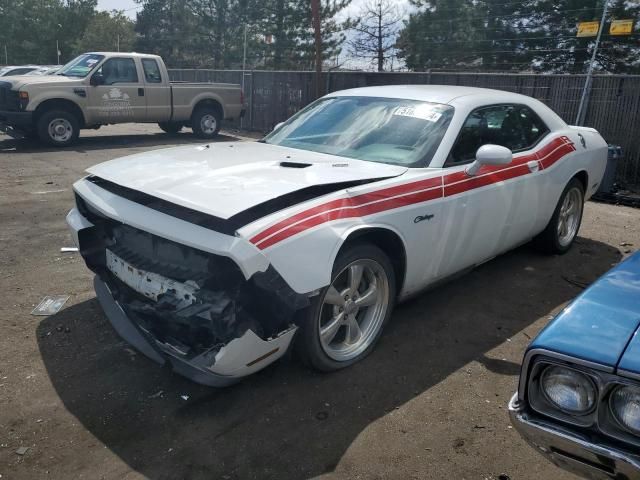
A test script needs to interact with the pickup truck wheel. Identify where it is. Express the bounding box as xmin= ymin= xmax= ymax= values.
xmin=158 ymin=121 xmax=182 ymax=134
xmin=295 ymin=243 xmax=396 ymax=372
xmin=533 ymin=178 xmax=585 ymax=254
xmin=191 ymin=107 xmax=221 ymax=139
xmin=37 ymin=110 xmax=79 ymax=147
